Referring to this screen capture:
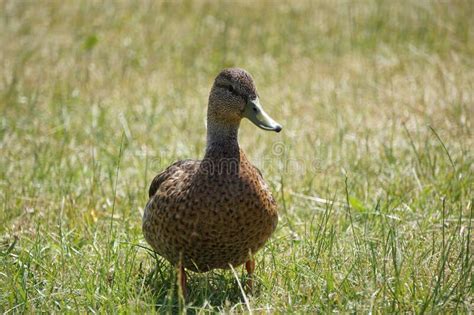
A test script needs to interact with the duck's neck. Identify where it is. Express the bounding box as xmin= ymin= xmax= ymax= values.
xmin=204 ymin=119 xmax=240 ymax=159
